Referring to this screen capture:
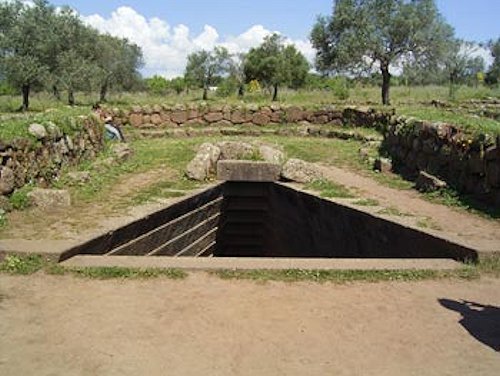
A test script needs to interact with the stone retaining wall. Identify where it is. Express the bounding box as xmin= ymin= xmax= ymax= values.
xmin=382 ymin=117 xmax=500 ymax=206
xmin=0 ymin=116 xmax=104 ymax=197
xmin=108 ymin=104 xmax=390 ymax=129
